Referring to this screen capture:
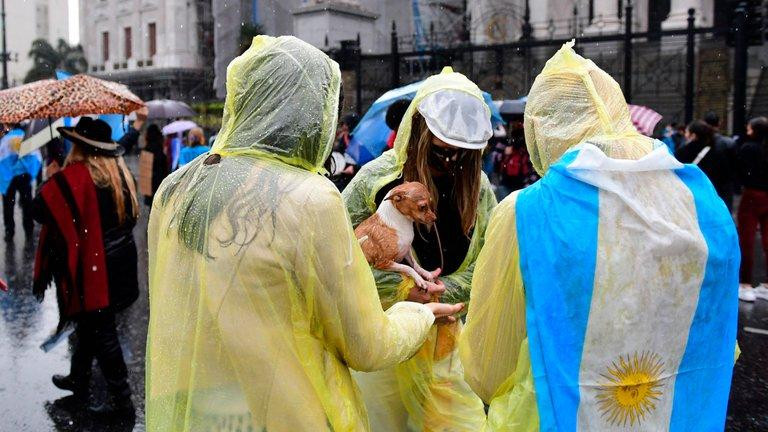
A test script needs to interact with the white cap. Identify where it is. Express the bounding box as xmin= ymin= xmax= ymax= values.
xmin=417 ymin=89 xmax=493 ymax=150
